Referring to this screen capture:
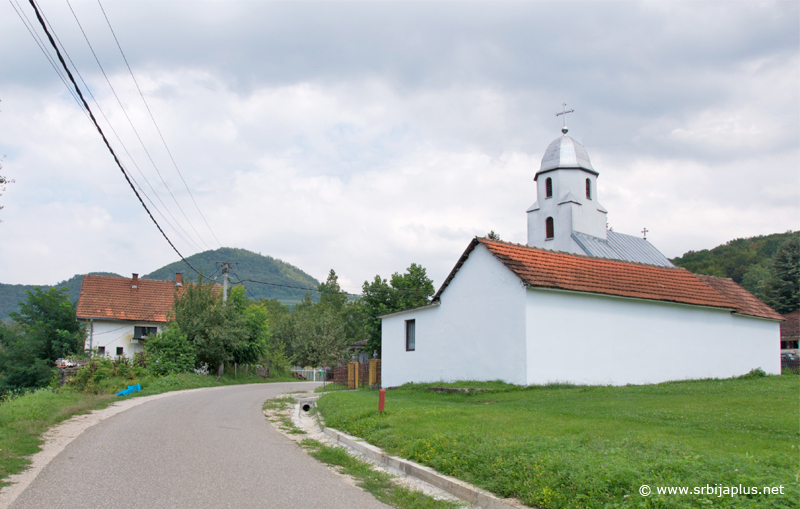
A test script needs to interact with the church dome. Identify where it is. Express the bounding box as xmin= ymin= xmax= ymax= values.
xmin=535 ymin=134 xmax=597 ymax=179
